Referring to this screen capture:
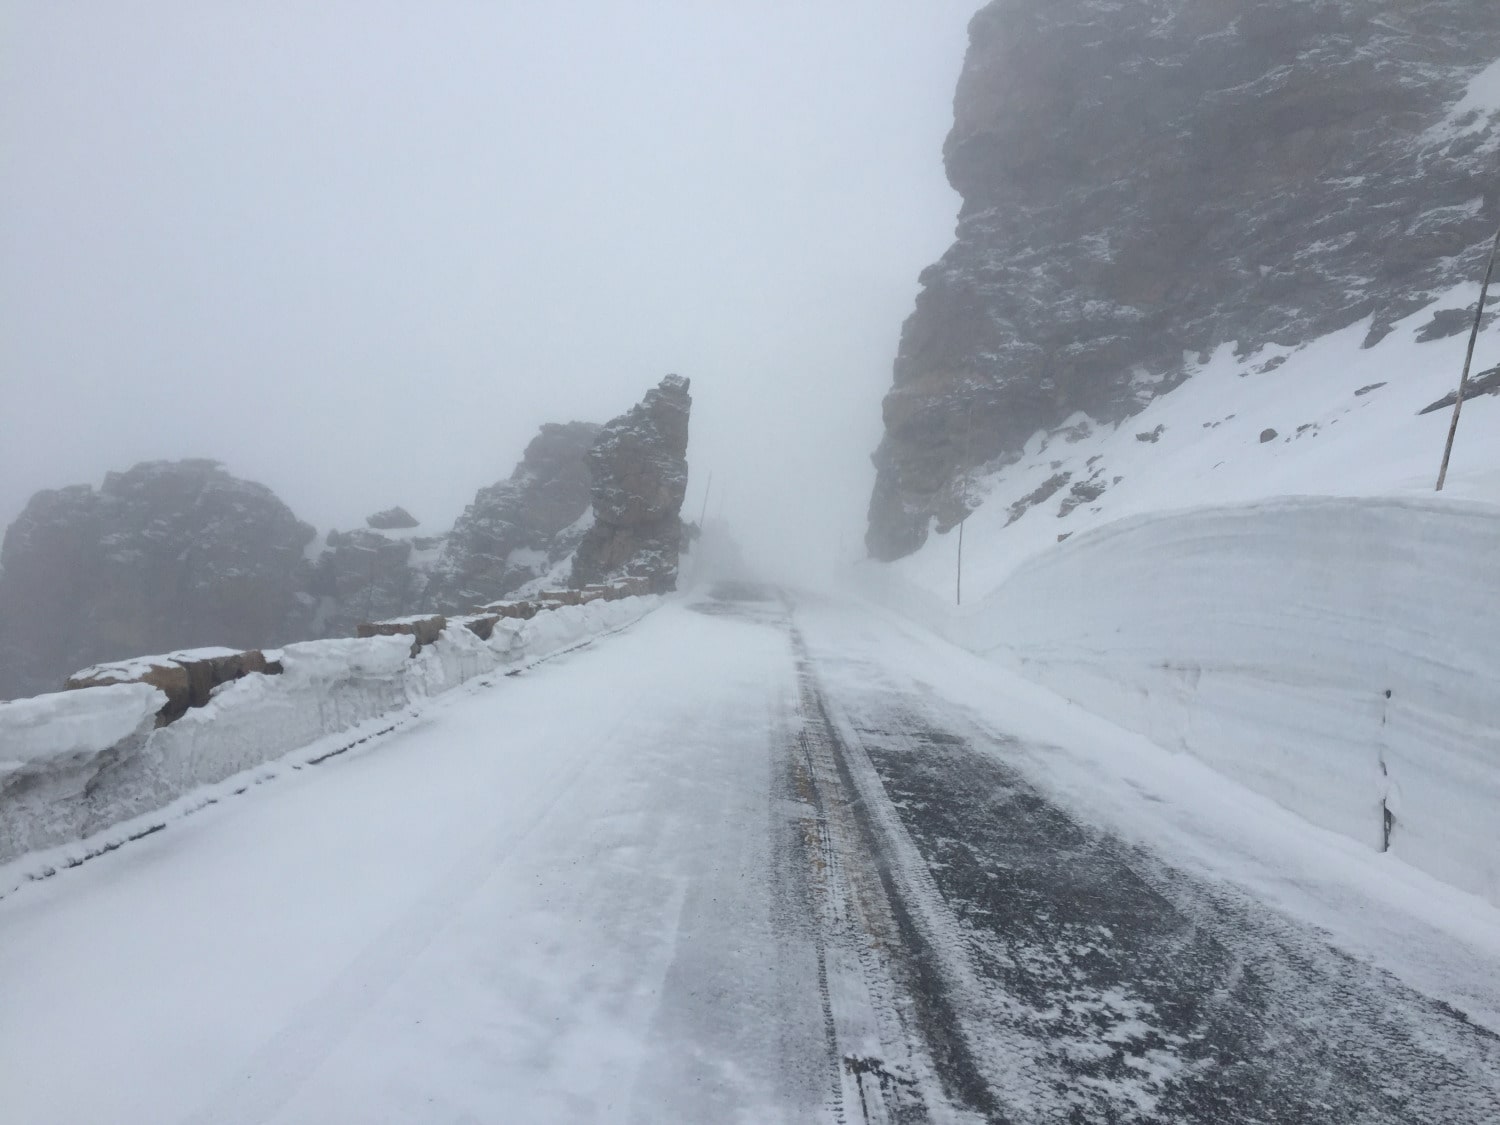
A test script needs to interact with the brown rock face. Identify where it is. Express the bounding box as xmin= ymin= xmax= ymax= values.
xmin=0 ymin=461 xmax=314 ymax=699
xmin=570 ymin=376 xmax=692 ymax=594
xmin=867 ymin=0 xmax=1500 ymax=560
